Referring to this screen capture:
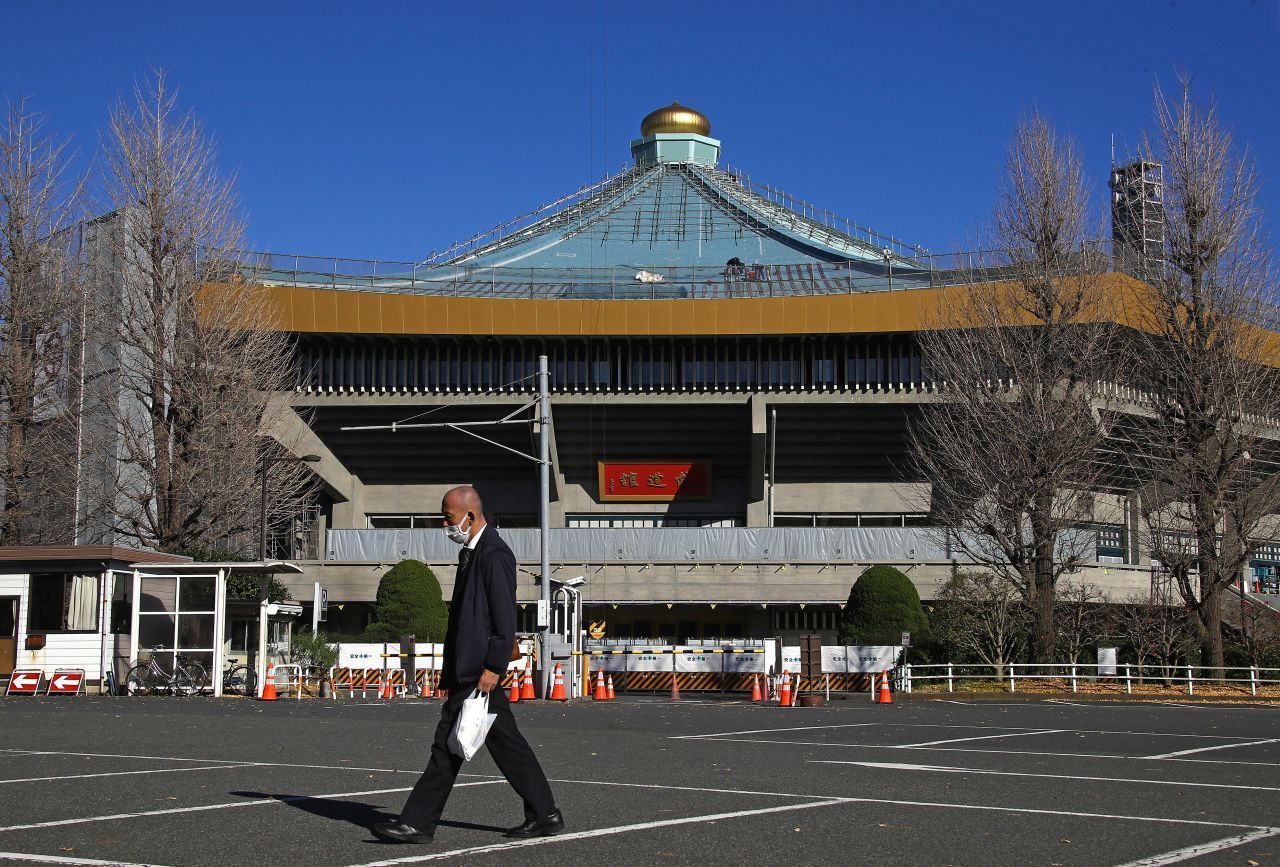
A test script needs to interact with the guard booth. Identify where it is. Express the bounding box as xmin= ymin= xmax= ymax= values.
xmin=125 ymin=561 xmax=303 ymax=697
xmin=0 ymin=545 xmax=190 ymax=694
xmin=545 ymin=577 xmax=585 ymax=698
